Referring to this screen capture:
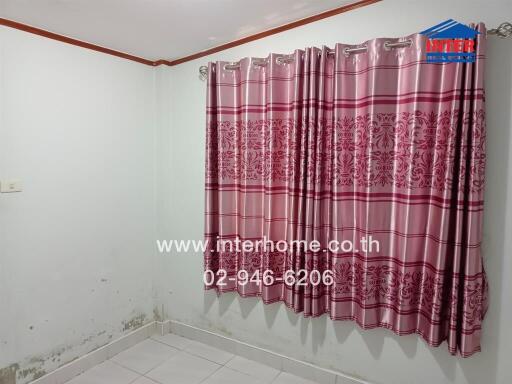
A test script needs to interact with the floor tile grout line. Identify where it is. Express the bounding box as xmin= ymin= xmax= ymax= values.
xmin=143 ymin=348 xmax=185 ymax=376
xmin=109 ymin=357 xmax=152 ymax=377
xmin=168 ymin=336 xmax=284 ymax=376
xmin=151 ymin=331 xmax=281 ymax=378
xmin=198 ymin=361 xmax=225 ymax=384
xmin=126 ymin=370 xmax=144 ymax=384
xmin=164 ymin=331 xmax=290 ymax=379
xmin=222 ymin=365 xmax=273 ymax=384
xmin=193 ymin=346 xmax=253 ymax=384
xmin=224 ymin=354 xmax=237 ymax=365
xmin=153 ymin=334 xmax=284 ymax=383
xmin=197 ymin=365 xmax=267 ymax=384
xmin=108 ymin=343 xmax=183 ymax=378
xmin=142 ymin=377 xmax=163 ymax=384
xmin=181 ymin=347 xmax=234 ymax=366
xmin=268 ymin=369 xmax=282 ymax=383
xmin=224 ymin=357 xmax=281 ymax=383
xmin=71 ymin=359 xmax=144 ymax=384
xmin=140 ymin=377 xmax=162 ymax=384
xmin=110 ymin=341 xmax=229 ymax=379
xmin=147 ymin=336 xmax=182 ymax=351
xmin=270 ymin=371 xmax=285 ymax=384
xmin=65 ymin=334 xmax=319 ymax=384
xmin=147 ymin=336 xmax=185 ymax=351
